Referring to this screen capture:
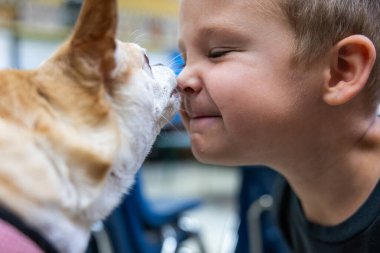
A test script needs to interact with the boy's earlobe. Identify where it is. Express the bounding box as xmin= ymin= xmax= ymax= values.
xmin=323 ymin=35 xmax=376 ymax=106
